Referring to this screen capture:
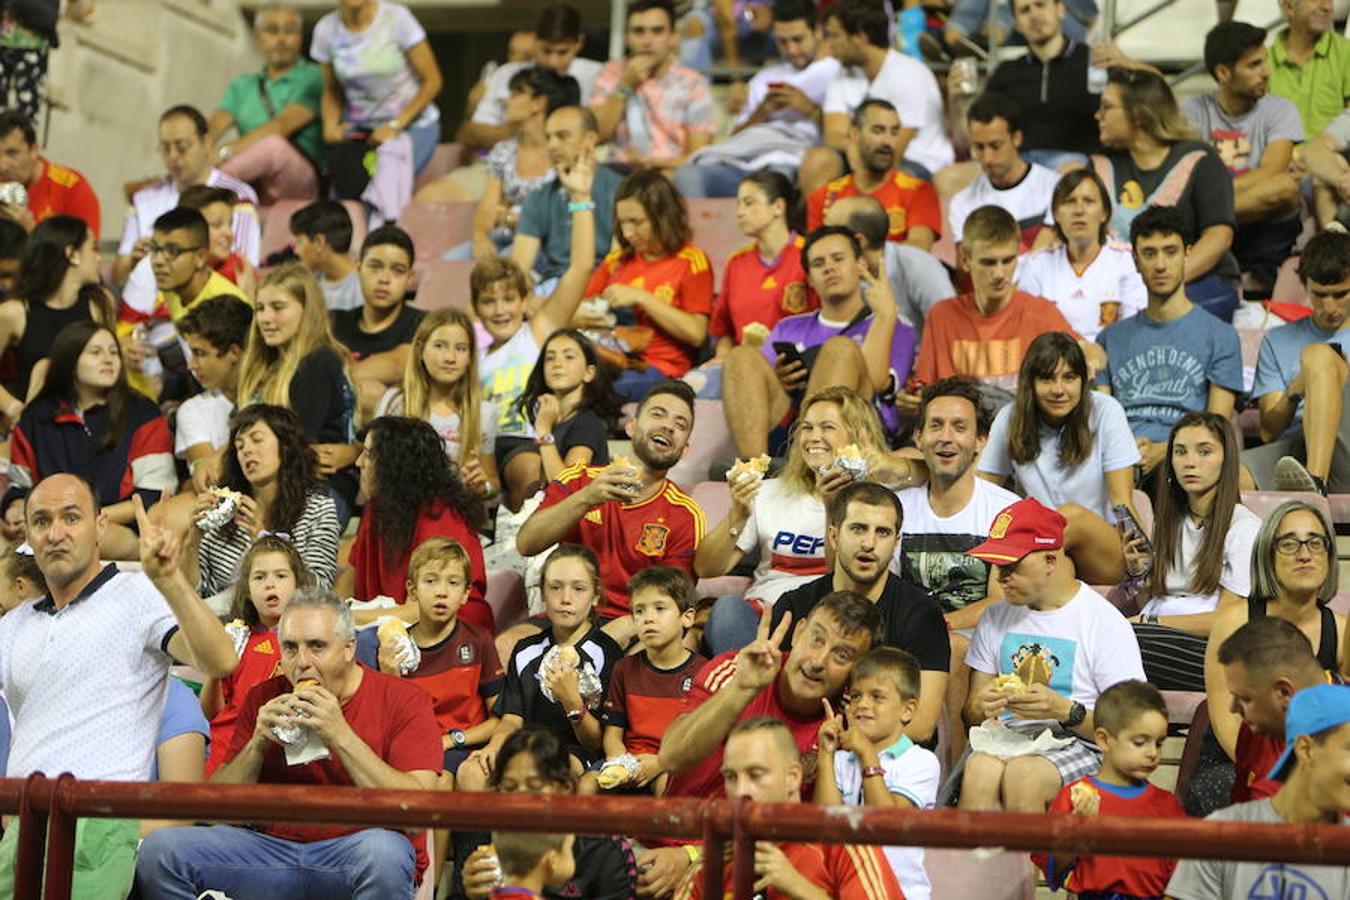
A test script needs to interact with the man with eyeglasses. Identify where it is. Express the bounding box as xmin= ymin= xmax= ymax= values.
xmin=208 ymin=2 xmax=325 ymax=205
